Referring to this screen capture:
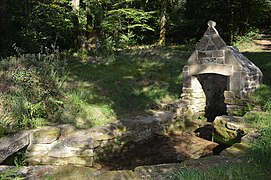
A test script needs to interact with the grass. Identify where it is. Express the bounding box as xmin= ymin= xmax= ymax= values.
xmin=0 ymin=46 xmax=189 ymax=136
xmin=61 ymin=47 xmax=188 ymax=127
xmin=0 ymin=53 xmax=66 ymax=136
xmin=166 ymin=163 xmax=270 ymax=180
xmin=0 ymin=167 xmax=24 ymax=180
xmin=244 ymin=52 xmax=271 ymax=85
